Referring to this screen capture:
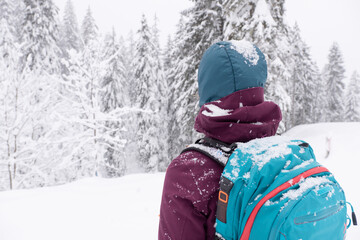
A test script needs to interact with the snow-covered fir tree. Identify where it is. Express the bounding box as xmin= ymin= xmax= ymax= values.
xmin=60 ymin=0 xmax=80 ymax=52
xmin=288 ymin=23 xmax=319 ymax=127
xmin=81 ymin=6 xmax=98 ymax=46
xmin=163 ymin=35 xmax=174 ymax=73
xmin=162 ymin=35 xmax=179 ymax=160
xmin=169 ymin=0 xmax=224 ymax=155
xmin=151 ymin=14 xmax=169 ymax=170
xmin=124 ymin=31 xmax=136 ymax=105
xmin=9 ymin=0 xmax=25 ymax=41
xmin=131 ymin=15 xmax=152 ymax=107
xmin=125 ymin=31 xmax=136 ymax=84
xmin=312 ymin=65 xmax=325 ymax=123
xmin=120 ymin=30 xmax=147 ymax=174
xmin=323 ymin=42 xmax=346 ymax=122
xmin=0 ymin=0 xmax=12 ymax=21
xmin=131 ymin=14 xmax=165 ymax=172
xmin=101 ymin=30 xmax=127 ymax=112
xmin=345 ymin=71 xmax=360 ymax=122
xmin=223 ymin=0 xmax=291 ymax=132
xmin=21 ymin=0 xmax=60 ymax=73
xmin=164 ymin=17 xmax=184 ymax=160
xmin=100 ymin=29 xmax=128 ymax=177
